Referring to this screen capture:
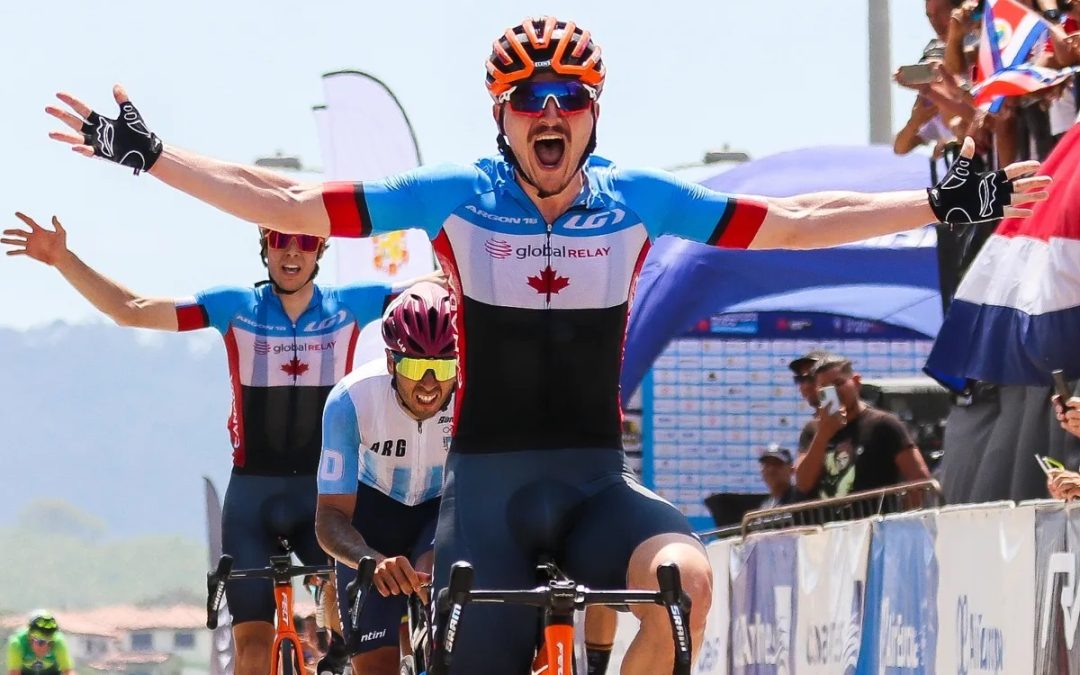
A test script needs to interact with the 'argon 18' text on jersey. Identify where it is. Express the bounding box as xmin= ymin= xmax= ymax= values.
xmin=317 ymin=359 xmax=452 ymax=505
xmin=176 ymin=282 xmax=390 ymax=475
xmin=322 ymin=156 xmax=766 ymax=454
